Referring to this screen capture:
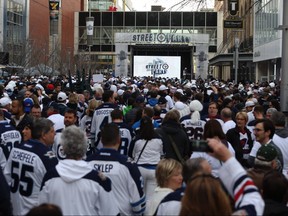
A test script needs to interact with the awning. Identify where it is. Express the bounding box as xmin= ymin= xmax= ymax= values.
xmin=209 ymin=53 xmax=253 ymax=66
